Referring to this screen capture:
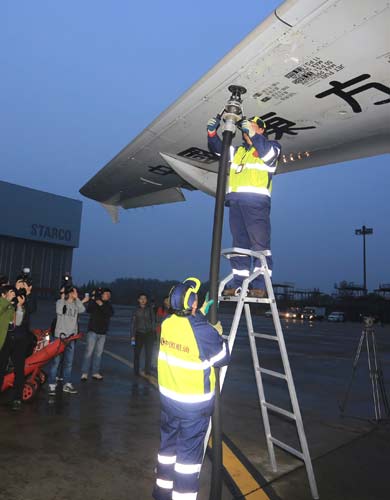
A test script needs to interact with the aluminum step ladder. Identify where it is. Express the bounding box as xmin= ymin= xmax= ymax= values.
xmin=218 ymin=247 xmax=319 ymax=499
